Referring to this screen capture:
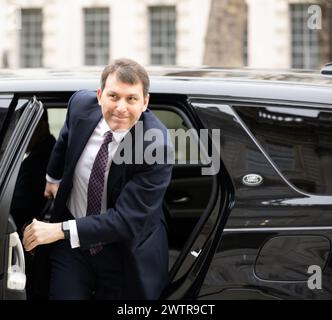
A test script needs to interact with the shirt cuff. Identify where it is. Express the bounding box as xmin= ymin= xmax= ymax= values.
xmin=46 ymin=174 xmax=62 ymax=184
xmin=68 ymin=220 xmax=80 ymax=248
